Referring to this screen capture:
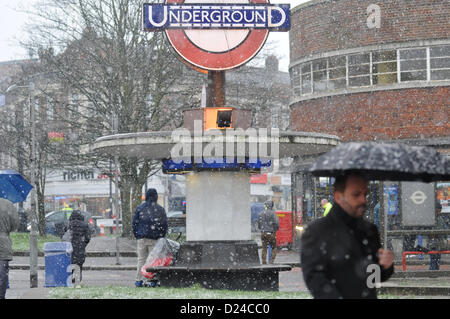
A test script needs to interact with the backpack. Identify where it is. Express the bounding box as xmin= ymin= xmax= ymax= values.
xmin=140 ymin=203 xmax=167 ymax=239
